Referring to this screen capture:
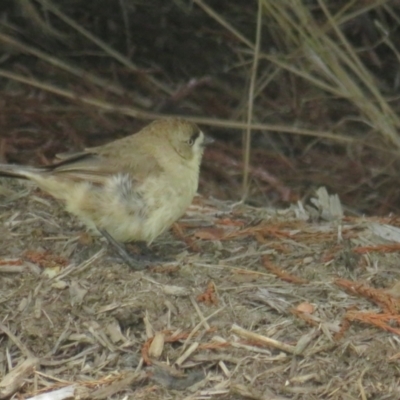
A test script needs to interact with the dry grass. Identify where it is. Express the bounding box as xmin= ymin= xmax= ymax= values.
xmin=2 ymin=181 xmax=400 ymax=399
